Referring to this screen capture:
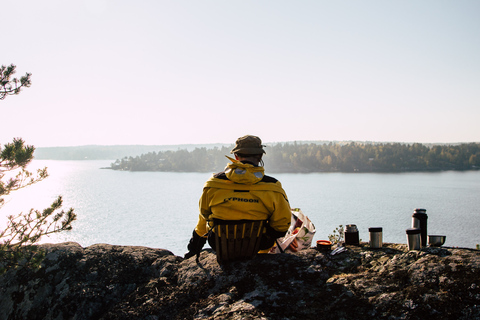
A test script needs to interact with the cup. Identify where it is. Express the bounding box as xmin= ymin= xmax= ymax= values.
xmin=316 ymin=240 xmax=332 ymax=252
xmin=369 ymin=227 xmax=383 ymax=248
xmin=406 ymin=228 xmax=421 ymax=250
